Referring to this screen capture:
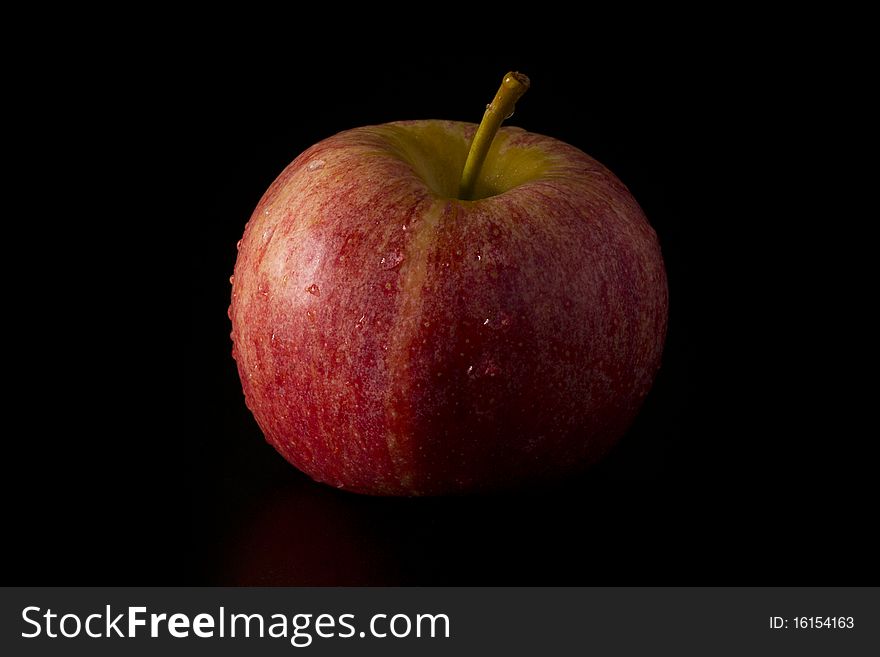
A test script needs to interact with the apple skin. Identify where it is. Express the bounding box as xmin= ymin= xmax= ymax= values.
xmin=230 ymin=120 xmax=667 ymax=495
